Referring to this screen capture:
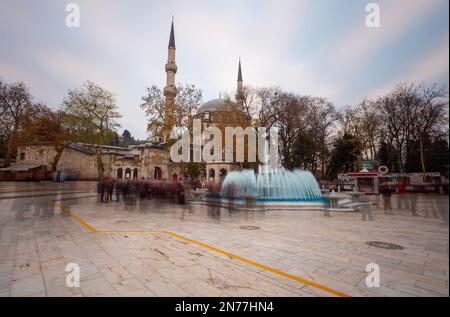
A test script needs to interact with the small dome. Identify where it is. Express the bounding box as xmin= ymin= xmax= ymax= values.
xmin=196 ymin=98 xmax=229 ymax=115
